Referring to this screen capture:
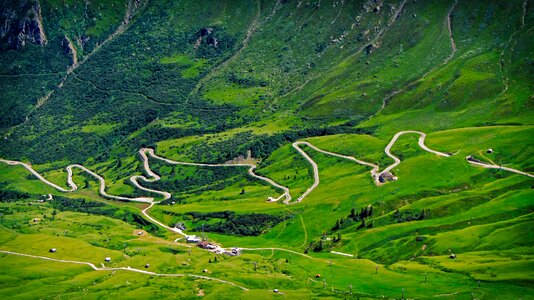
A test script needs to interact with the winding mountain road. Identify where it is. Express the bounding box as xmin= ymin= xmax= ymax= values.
xmin=130 ymin=149 xmax=172 ymax=200
xmin=2 ymin=130 xmax=531 ymax=208
xmin=380 ymin=131 xmax=451 ymax=175
xmin=1 ymin=130 xmax=533 ymax=276
xmin=1 ymin=130 xmax=532 ymax=249
xmin=292 ymin=142 xmax=321 ymax=204
xmin=290 ymin=131 xmax=453 ymax=202
xmin=140 ymin=148 xmax=291 ymax=203
xmin=294 ymin=141 xmax=379 ymax=179
xmin=0 ymin=159 xmax=152 ymax=203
